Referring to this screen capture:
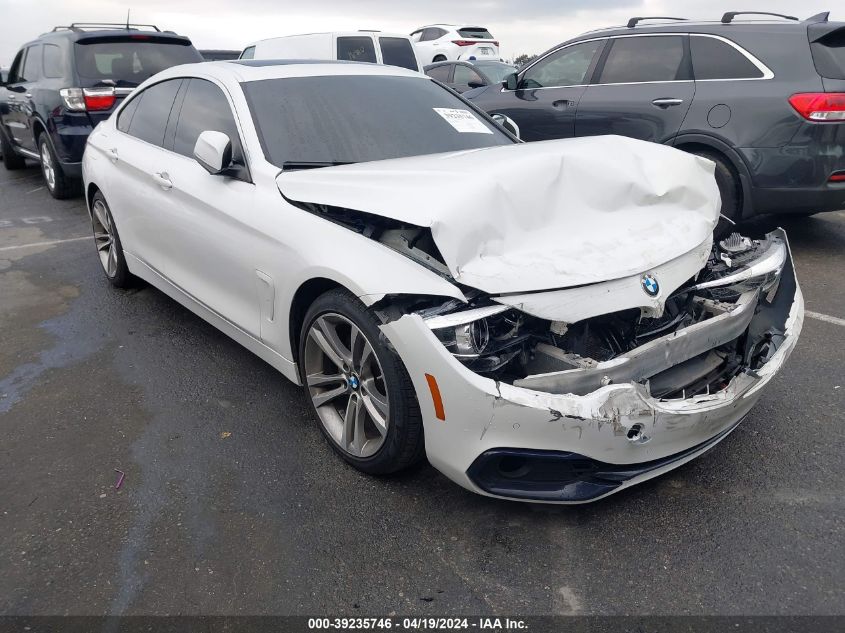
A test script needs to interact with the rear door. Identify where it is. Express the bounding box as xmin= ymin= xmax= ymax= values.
xmin=575 ymin=34 xmax=694 ymax=143
xmin=498 ymin=39 xmax=605 ymax=141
